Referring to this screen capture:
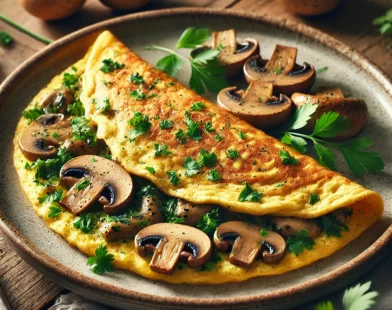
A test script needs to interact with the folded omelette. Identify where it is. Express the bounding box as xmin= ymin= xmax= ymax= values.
xmin=13 ymin=31 xmax=383 ymax=284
